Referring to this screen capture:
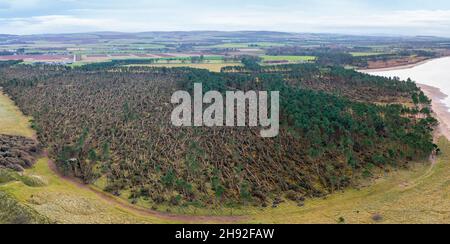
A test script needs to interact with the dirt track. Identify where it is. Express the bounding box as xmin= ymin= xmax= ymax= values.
xmin=46 ymin=158 xmax=245 ymax=224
